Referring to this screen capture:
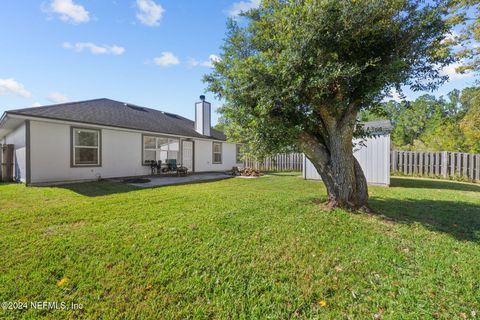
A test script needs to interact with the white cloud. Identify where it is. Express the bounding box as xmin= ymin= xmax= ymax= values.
xmin=30 ymin=102 xmax=43 ymax=107
xmin=63 ymin=42 xmax=125 ymax=55
xmin=440 ymin=62 xmax=475 ymax=81
xmin=0 ymin=78 xmax=31 ymax=98
xmin=189 ymin=54 xmax=221 ymax=68
xmin=228 ymin=0 xmax=260 ymax=17
xmin=48 ymin=0 xmax=90 ymax=24
xmin=383 ymin=89 xmax=403 ymax=103
xmin=136 ymin=0 xmax=165 ymax=26
xmin=47 ymin=92 xmax=69 ymax=103
xmin=153 ymin=52 xmax=180 ymax=66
